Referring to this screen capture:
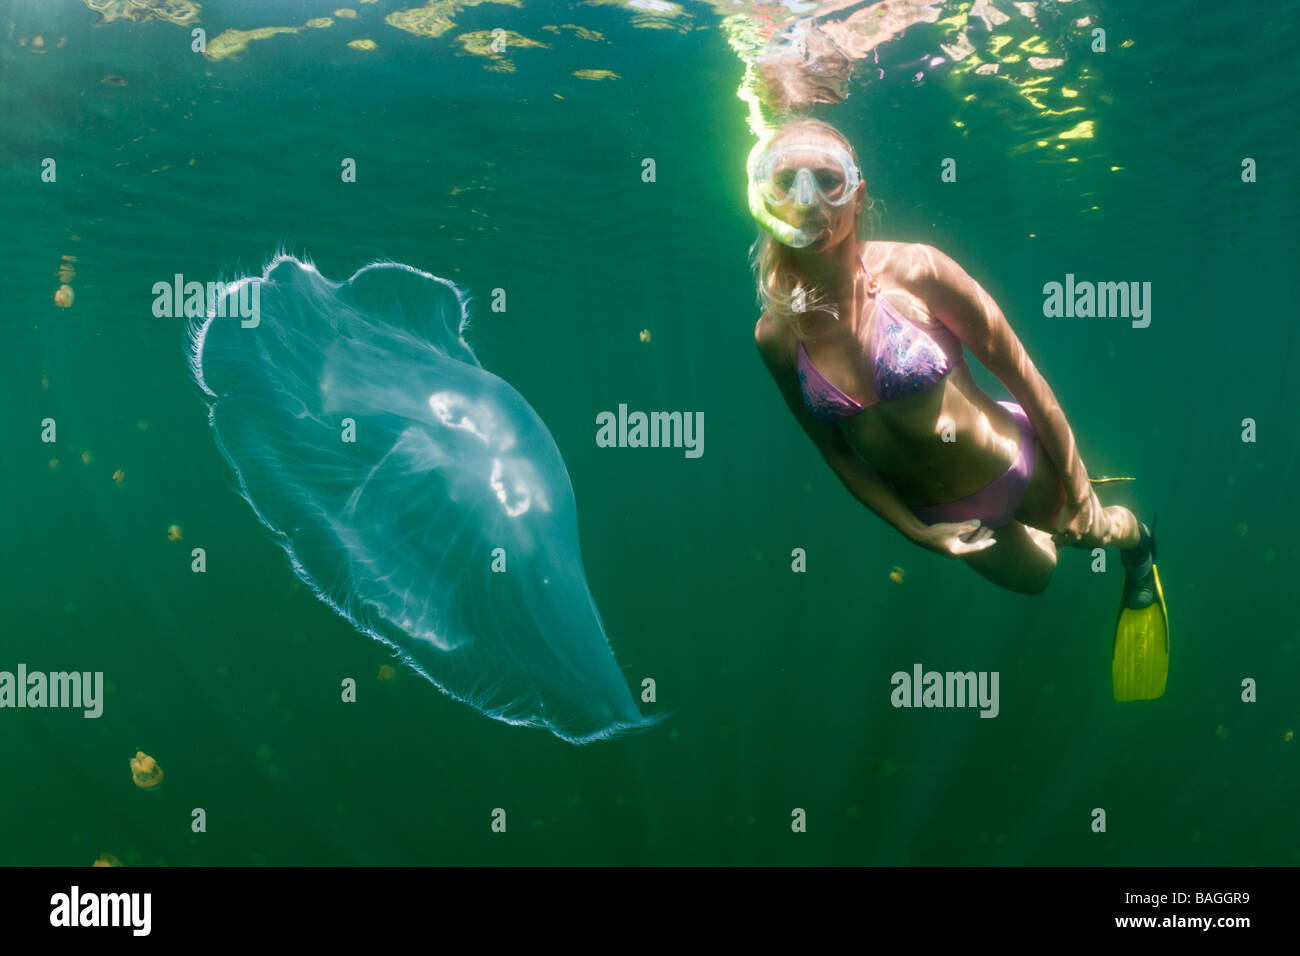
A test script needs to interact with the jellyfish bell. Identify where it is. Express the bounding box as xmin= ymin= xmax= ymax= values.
xmin=92 ymin=853 xmax=123 ymax=867
xmin=129 ymin=751 xmax=163 ymax=789
xmin=188 ymin=254 xmax=662 ymax=744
